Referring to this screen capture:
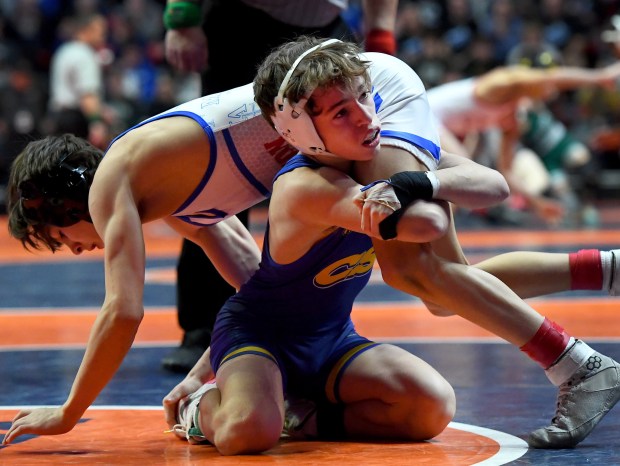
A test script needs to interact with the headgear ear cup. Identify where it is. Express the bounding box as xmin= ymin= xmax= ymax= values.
xmin=271 ymin=38 xmax=342 ymax=154
xmin=19 ymin=156 xmax=92 ymax=227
